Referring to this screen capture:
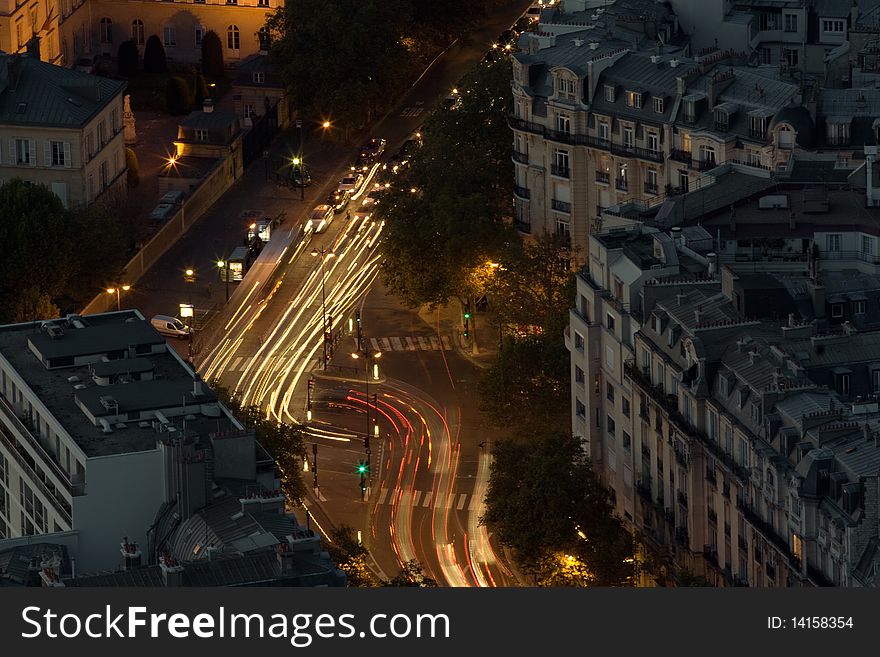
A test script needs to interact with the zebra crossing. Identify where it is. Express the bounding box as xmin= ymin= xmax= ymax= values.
xmin=368 ymin=336 xmax=452 ymax=352
xmin=399 ymin=106 xmax=425 ymax=118
xmin=374 ymin=488 xmax=482 ymax=512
